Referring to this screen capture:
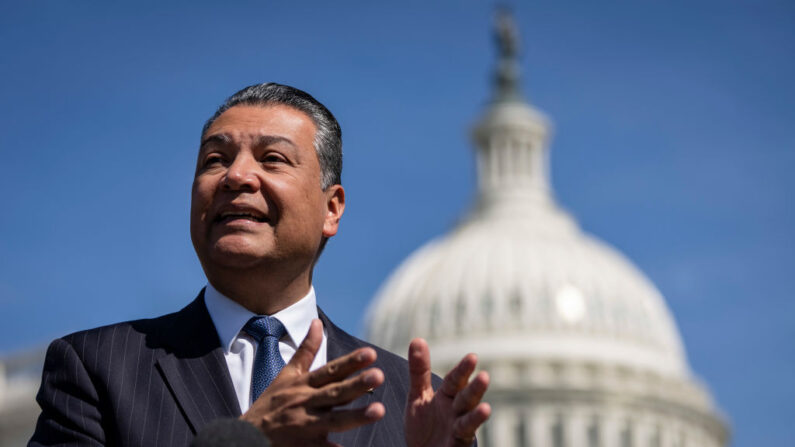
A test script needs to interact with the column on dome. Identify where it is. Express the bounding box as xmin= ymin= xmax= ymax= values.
xmin=660 ymin=418 xmax=681 ymax=447
xmin=528 ymin=405 xmax=549 ymax=447
xmin=475 ymin=420 xmax=491 ymax=447
xmin=476 ymin=132 xmax=498 ymax=192
xmin=631 ymin=414 xmax=649 ymax=447
xmin=489 ymin=405 xmax=519 ymax=446
xmin=619 ymin=418 xmax=634 ymax=447
xmin=508 ymin=136 xmax=520 ymax=186
xmin=513 ymin=136 xmax=526 ymax=185
xmin=550 ymin=412 xmax=566 ymax=447
xmin=678 ymin=428 xmax=690 ymax=447
xmin=586 ymin=414 xmax=601 ymax=447
xmin=659 ymin=421 xmax=673 ymax=447
xmin=600 ymin=408 xmax=621 ymax=447
xmin=514 ymin=409 xmax=529 ymax=447
xmin=628 ymin=419 xmax=639 ymax=447
xmin=565 ymin=406 xmax=589 ymax=447
xmin=649 ymin=423 xmax=663 ymax=447
xmin=690 ymin=426 xmax=707 ymax=447
xmin=474 ymin=118 xmax=550 ymax=198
